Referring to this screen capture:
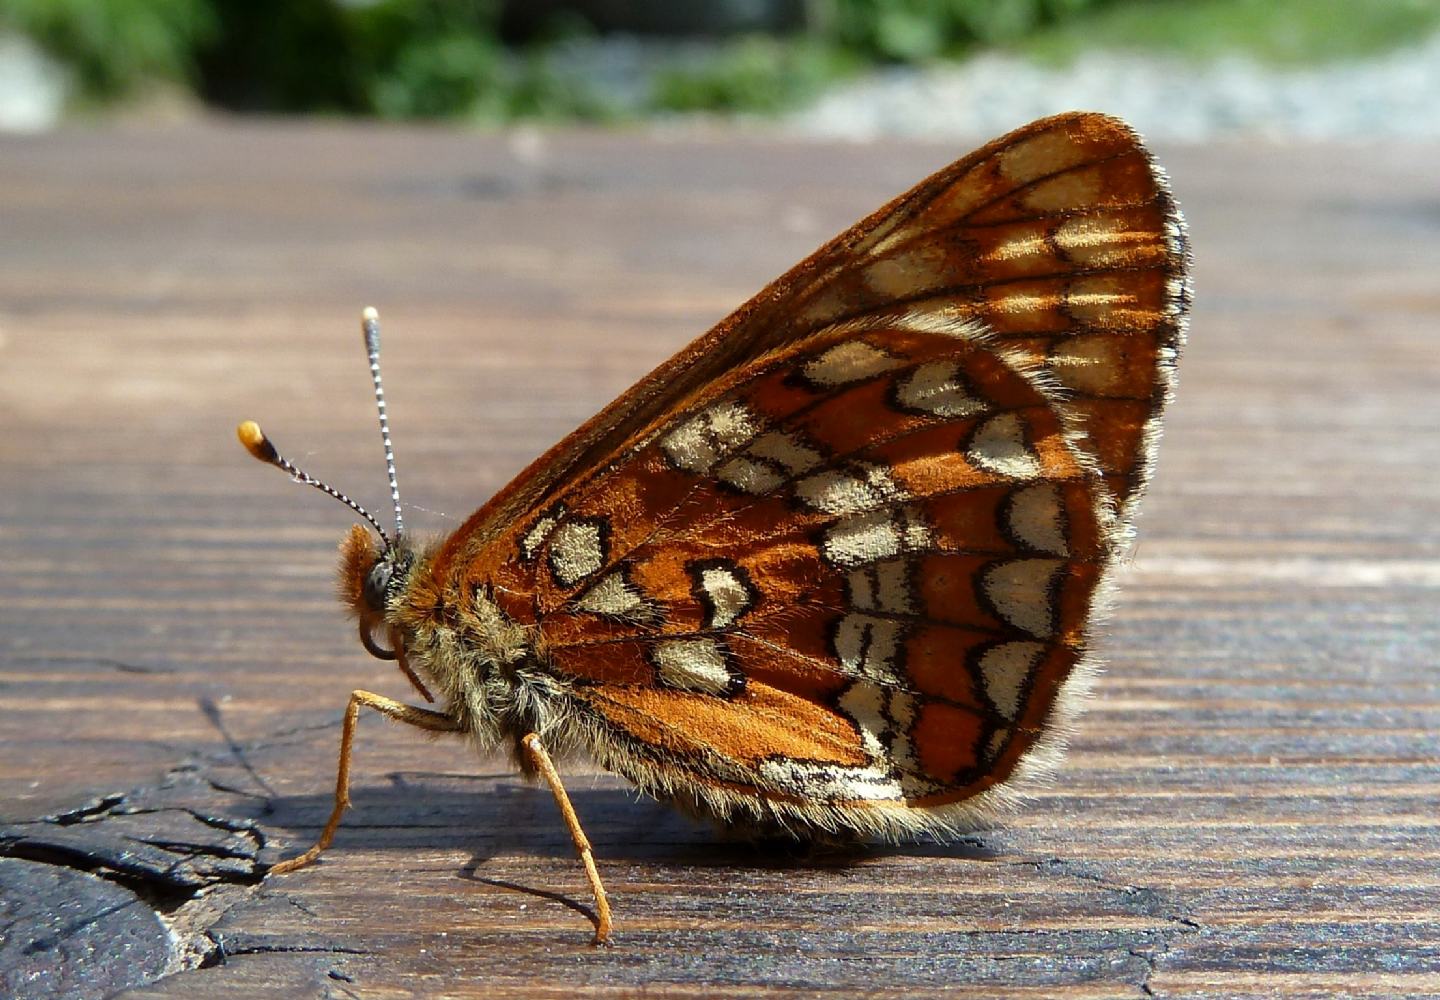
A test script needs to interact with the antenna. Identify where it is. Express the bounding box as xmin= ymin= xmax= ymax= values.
xmin=236 ymin=420 xmax=393 ymax=549
xmin=362 ymin=307 xmax=405 ymax=540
